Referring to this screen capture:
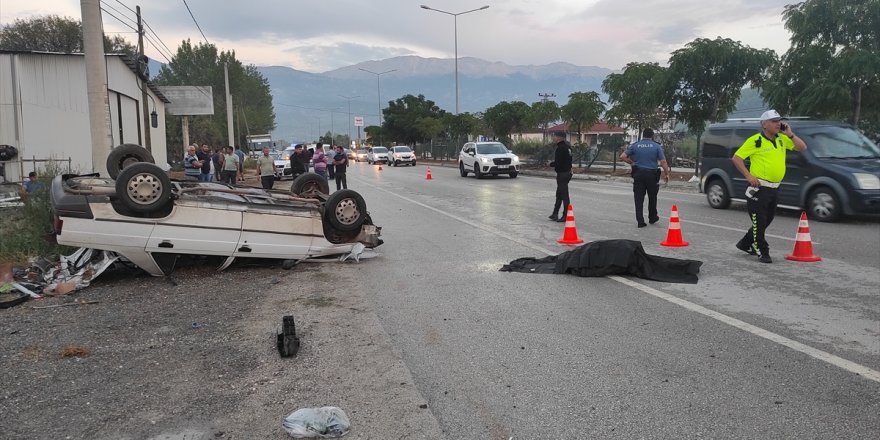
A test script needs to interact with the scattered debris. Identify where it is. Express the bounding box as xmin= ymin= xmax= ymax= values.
xmin=277 ymin=315 xmax=301 ymax=358
xmin=32 ymin=300 xmax=99 ymax=309
xmin=282 ymin=406 xmax=350 ymax=438
xmin=60 ymin=346 xmax=91 ymax=358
